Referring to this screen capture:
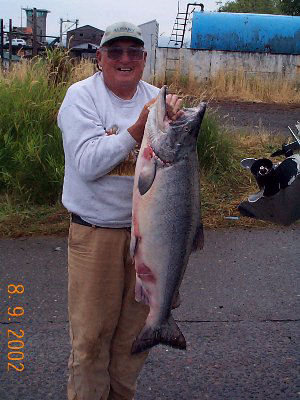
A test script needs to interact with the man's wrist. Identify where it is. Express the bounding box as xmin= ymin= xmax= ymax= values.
xmin=128 ymin=122 xmax=144 ymax=143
